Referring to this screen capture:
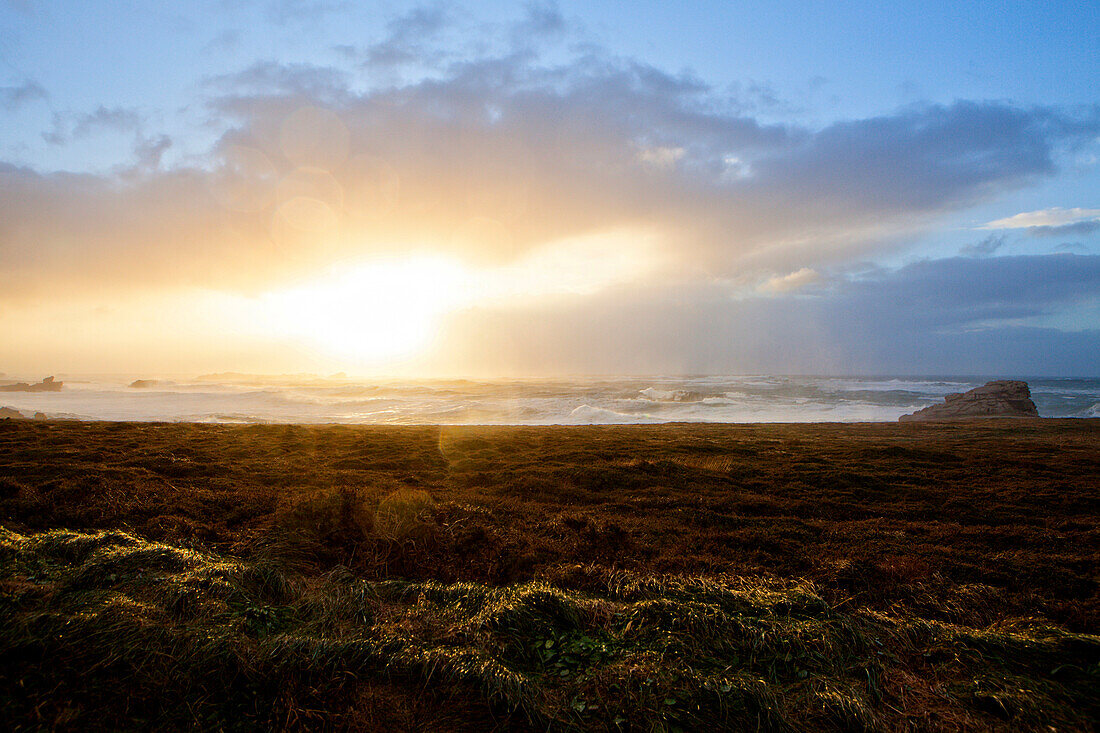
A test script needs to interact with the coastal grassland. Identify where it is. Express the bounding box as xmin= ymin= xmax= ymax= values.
xmin=0 ymin=419 xmax=1098 ymax=730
